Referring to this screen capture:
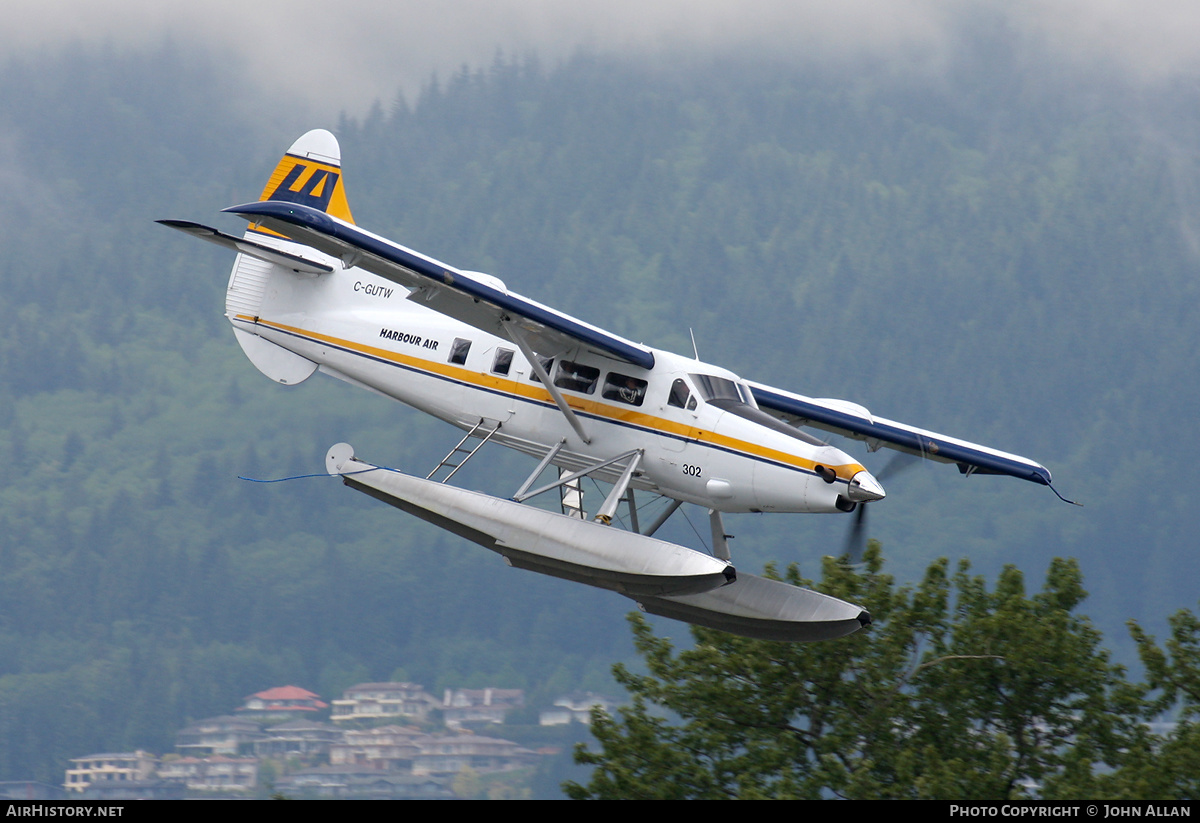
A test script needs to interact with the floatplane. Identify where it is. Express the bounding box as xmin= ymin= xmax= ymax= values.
xmin=161 ymin=130 xmax=1065 ymax=641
